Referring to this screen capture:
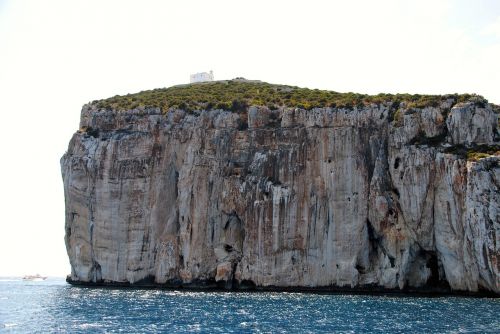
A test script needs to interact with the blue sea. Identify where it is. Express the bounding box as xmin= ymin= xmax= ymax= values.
xmin=0 ymin=278 xmax=498 ymax=333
